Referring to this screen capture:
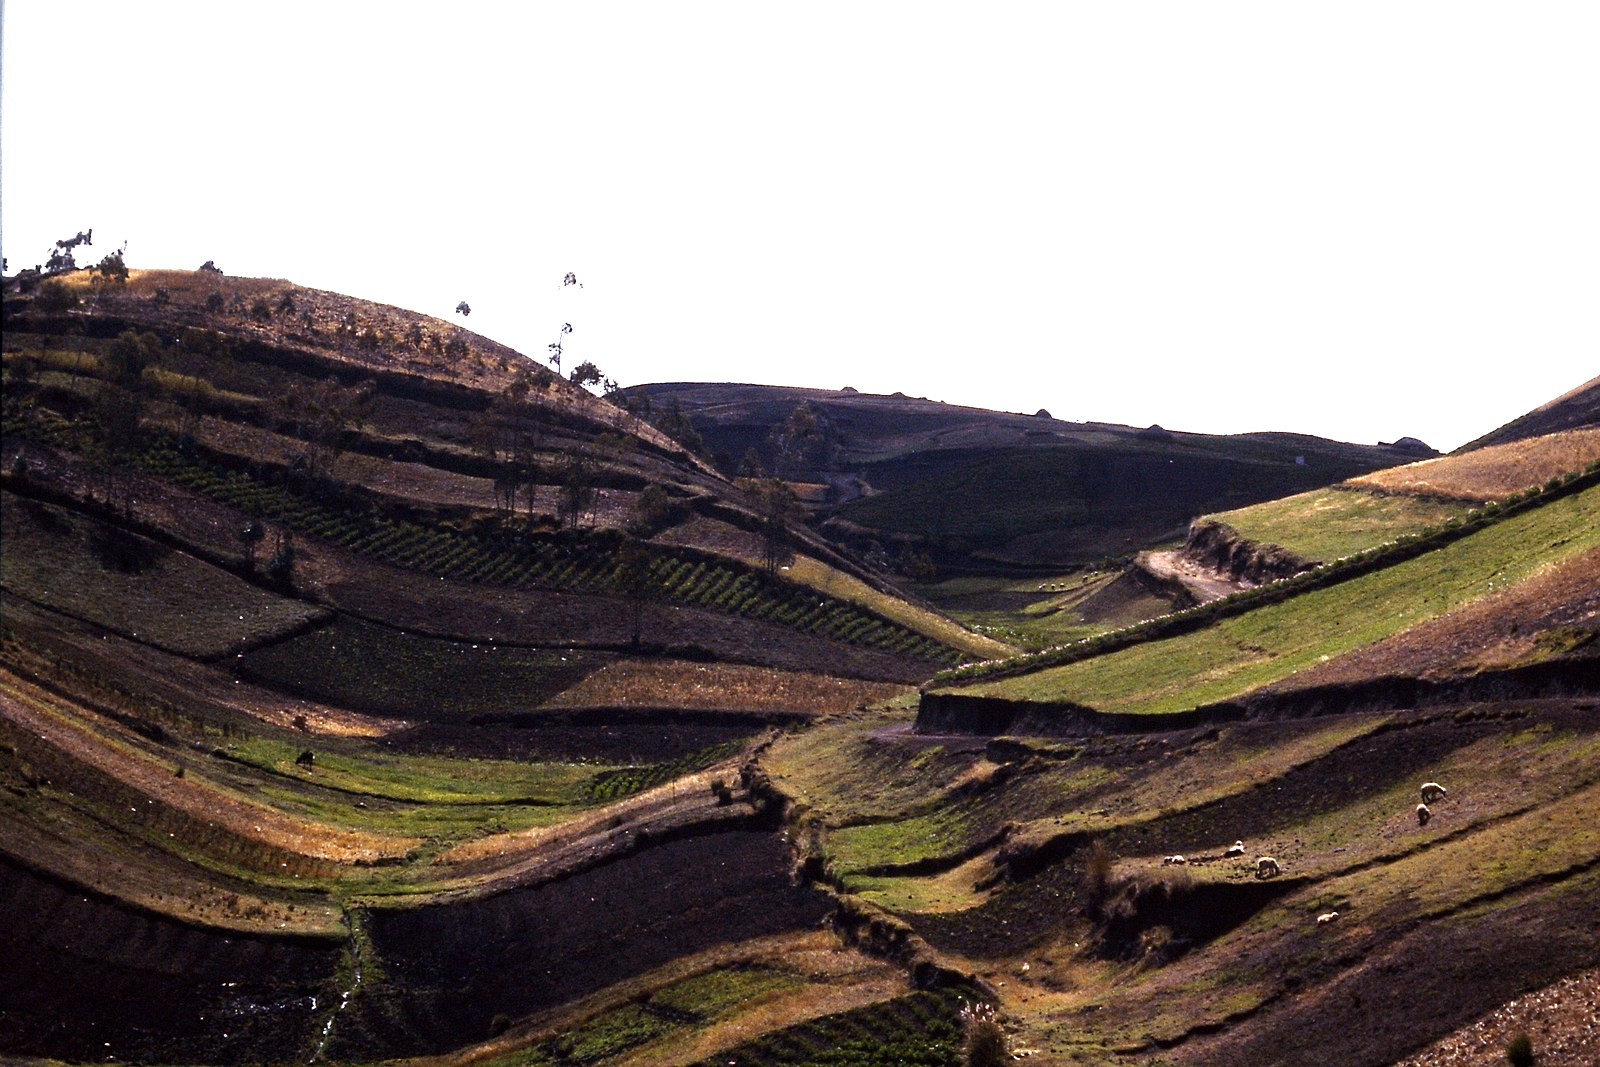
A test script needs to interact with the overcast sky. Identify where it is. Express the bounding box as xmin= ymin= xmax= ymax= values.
xmin=3 ymin=2 xmax=1596 ymax=451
